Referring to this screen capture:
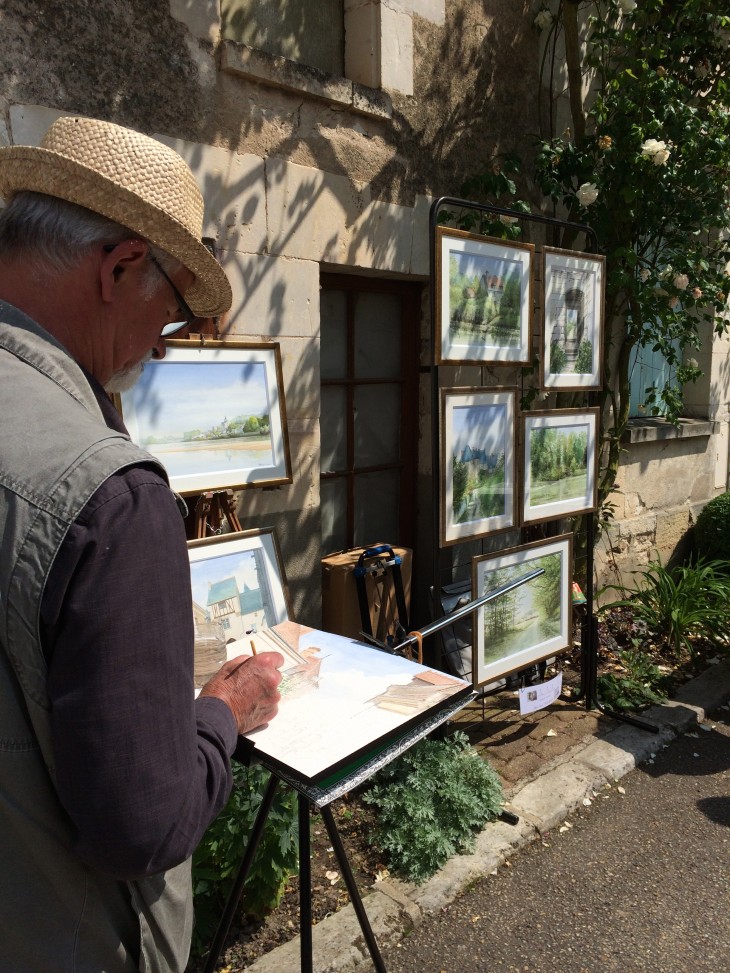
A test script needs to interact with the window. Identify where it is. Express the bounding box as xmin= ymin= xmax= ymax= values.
xmin=628 ymin=339 xmax=681 ymax=417
xmin=319 ymin=274 xmax=420 ymax=553
xmin=221 ymin=0 xmax=344 ymax=76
